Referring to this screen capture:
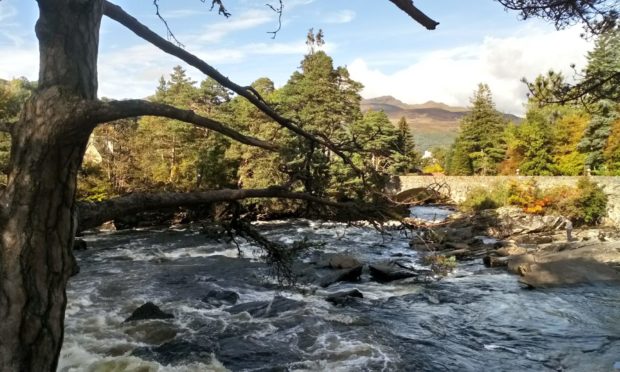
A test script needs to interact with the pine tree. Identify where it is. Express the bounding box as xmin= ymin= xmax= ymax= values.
xmin=392 ymin=116 xmax=420 ymax=173
xmin=578 ymin=28 xmax=620 ymax=172
xmin=515 ymin=109 xmax=557 ymax=175
xmin=579 ymin=100 xmax=619 ymax=172
xmin=278 ymin=31 xmax=363 ymax=197
xmin=446 ymin=139 xmax=473 ymax=175
xmin=454 ymin=84 xmax=508 ymax=175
